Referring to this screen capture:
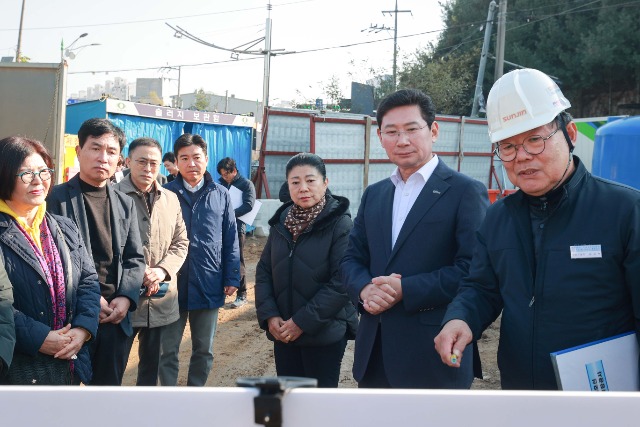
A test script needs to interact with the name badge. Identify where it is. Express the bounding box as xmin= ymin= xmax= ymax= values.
xmin=570 ymin=245 xmax=602 ymax=259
